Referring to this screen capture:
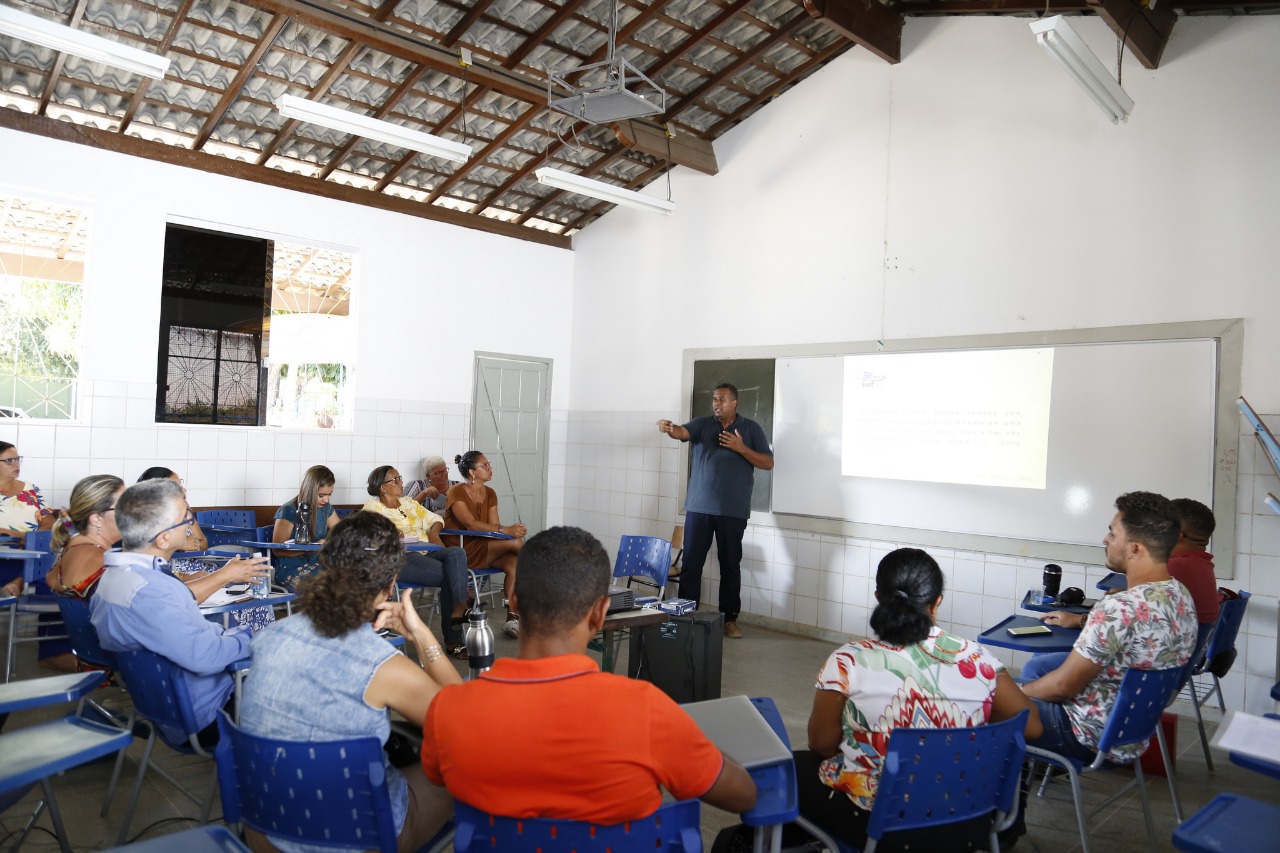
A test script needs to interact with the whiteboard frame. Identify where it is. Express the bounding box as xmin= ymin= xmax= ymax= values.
xmin=679 ymin=319 xmax=1243 ymax=578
